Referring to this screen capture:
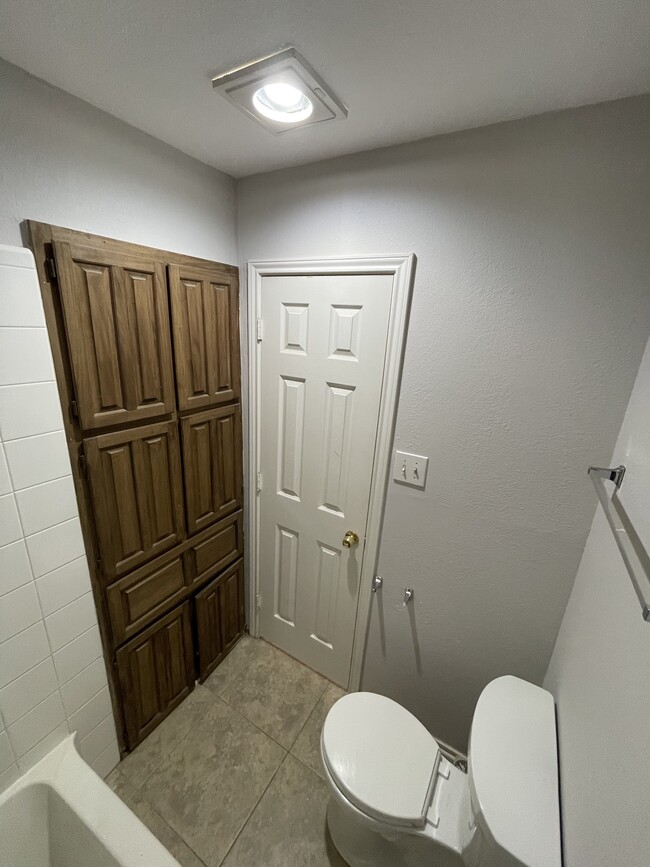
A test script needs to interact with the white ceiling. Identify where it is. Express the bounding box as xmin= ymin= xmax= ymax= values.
xmin=1 ymin=0 xmax=649 ymax=177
